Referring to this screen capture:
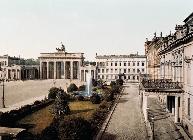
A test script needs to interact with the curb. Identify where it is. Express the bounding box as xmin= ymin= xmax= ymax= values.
xmin=95 ymin=88 xmax=124 ymax=140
